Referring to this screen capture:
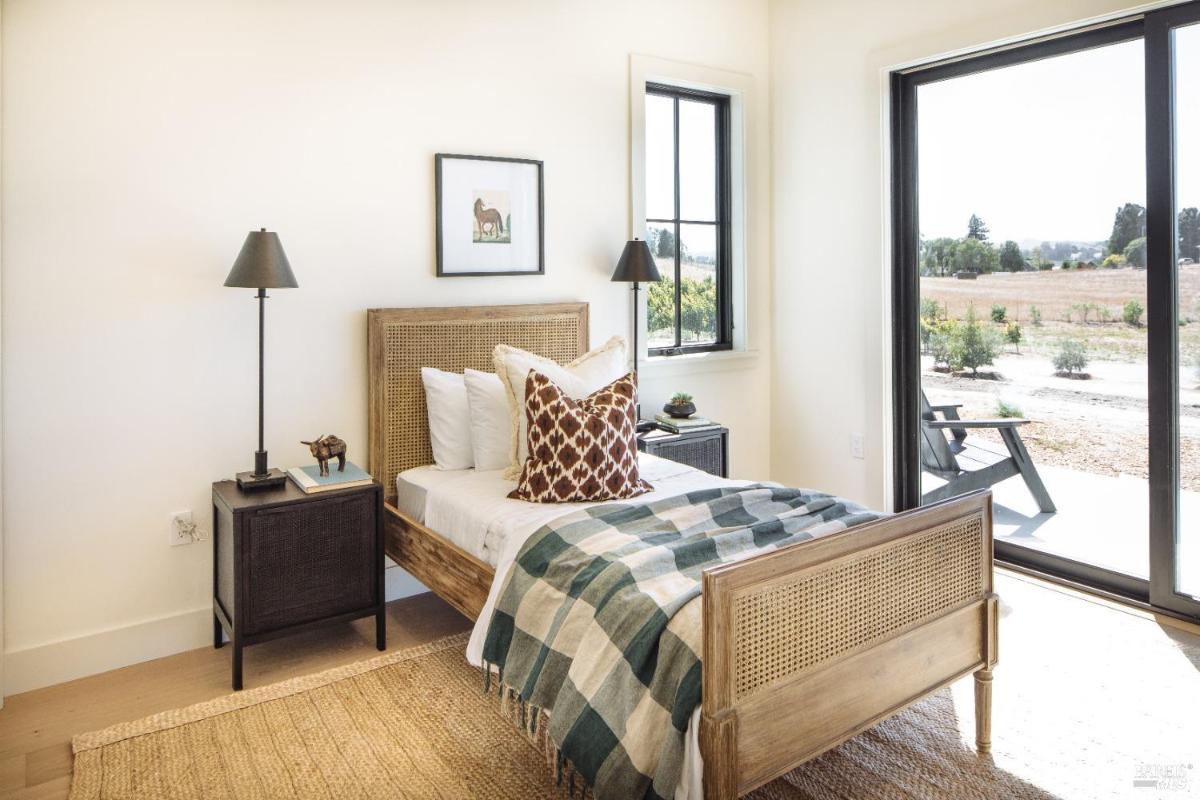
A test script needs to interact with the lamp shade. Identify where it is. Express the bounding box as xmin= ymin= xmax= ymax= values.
xmin=610 ymin=238 xmax=660 ymax=283
xmin=224 ymin=228 xmax=299 ymax=289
